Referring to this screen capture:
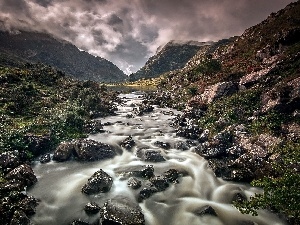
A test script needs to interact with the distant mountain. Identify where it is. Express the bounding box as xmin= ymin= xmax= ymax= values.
xmin=0 ymin=30 xmax=126 ymax=82
xmin=129 ymin=40 xmax=211 ymax=81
